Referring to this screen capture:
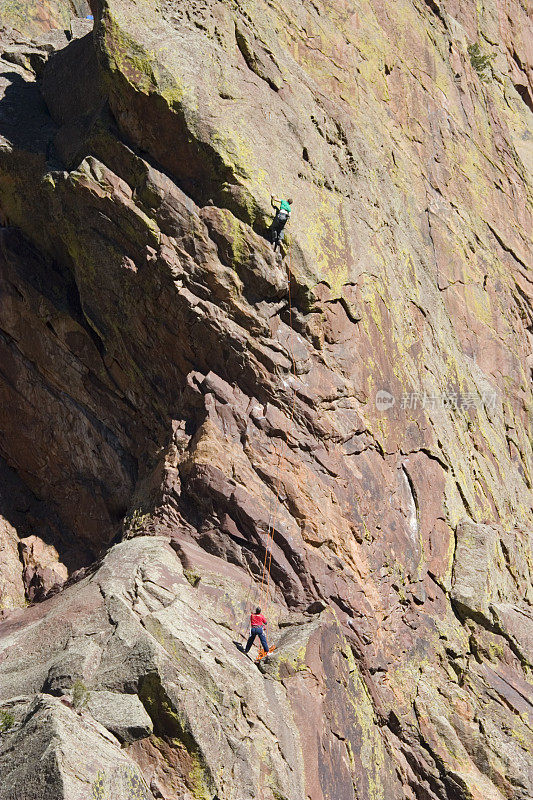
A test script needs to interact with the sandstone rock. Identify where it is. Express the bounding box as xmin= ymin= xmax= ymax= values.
xmin=451 ymin=519 xmax=499 ymax=623
xmin=0 ymin=0 xmax=91 ymax=69
xmin=0 ymin=537 xmax=404 ymax=800
xmin=86 ymin=690 xmax=153 ymax=743
xmin=490 ymin=603 xmax=533 ymax=667
xmin=0 ymin=694 xmax=155 ymax=800
xmin=19 ymin=535 xmax=68 ymax=601
xmin=0 ymin=515 xmax=24 ymax=612
xmin=451 ymin=519 xmax=533 ymax=661
xmin=0 ymin=0 xmax=532 ymax=798
xmin=414 ymin=674 xmax=508 ymax=800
